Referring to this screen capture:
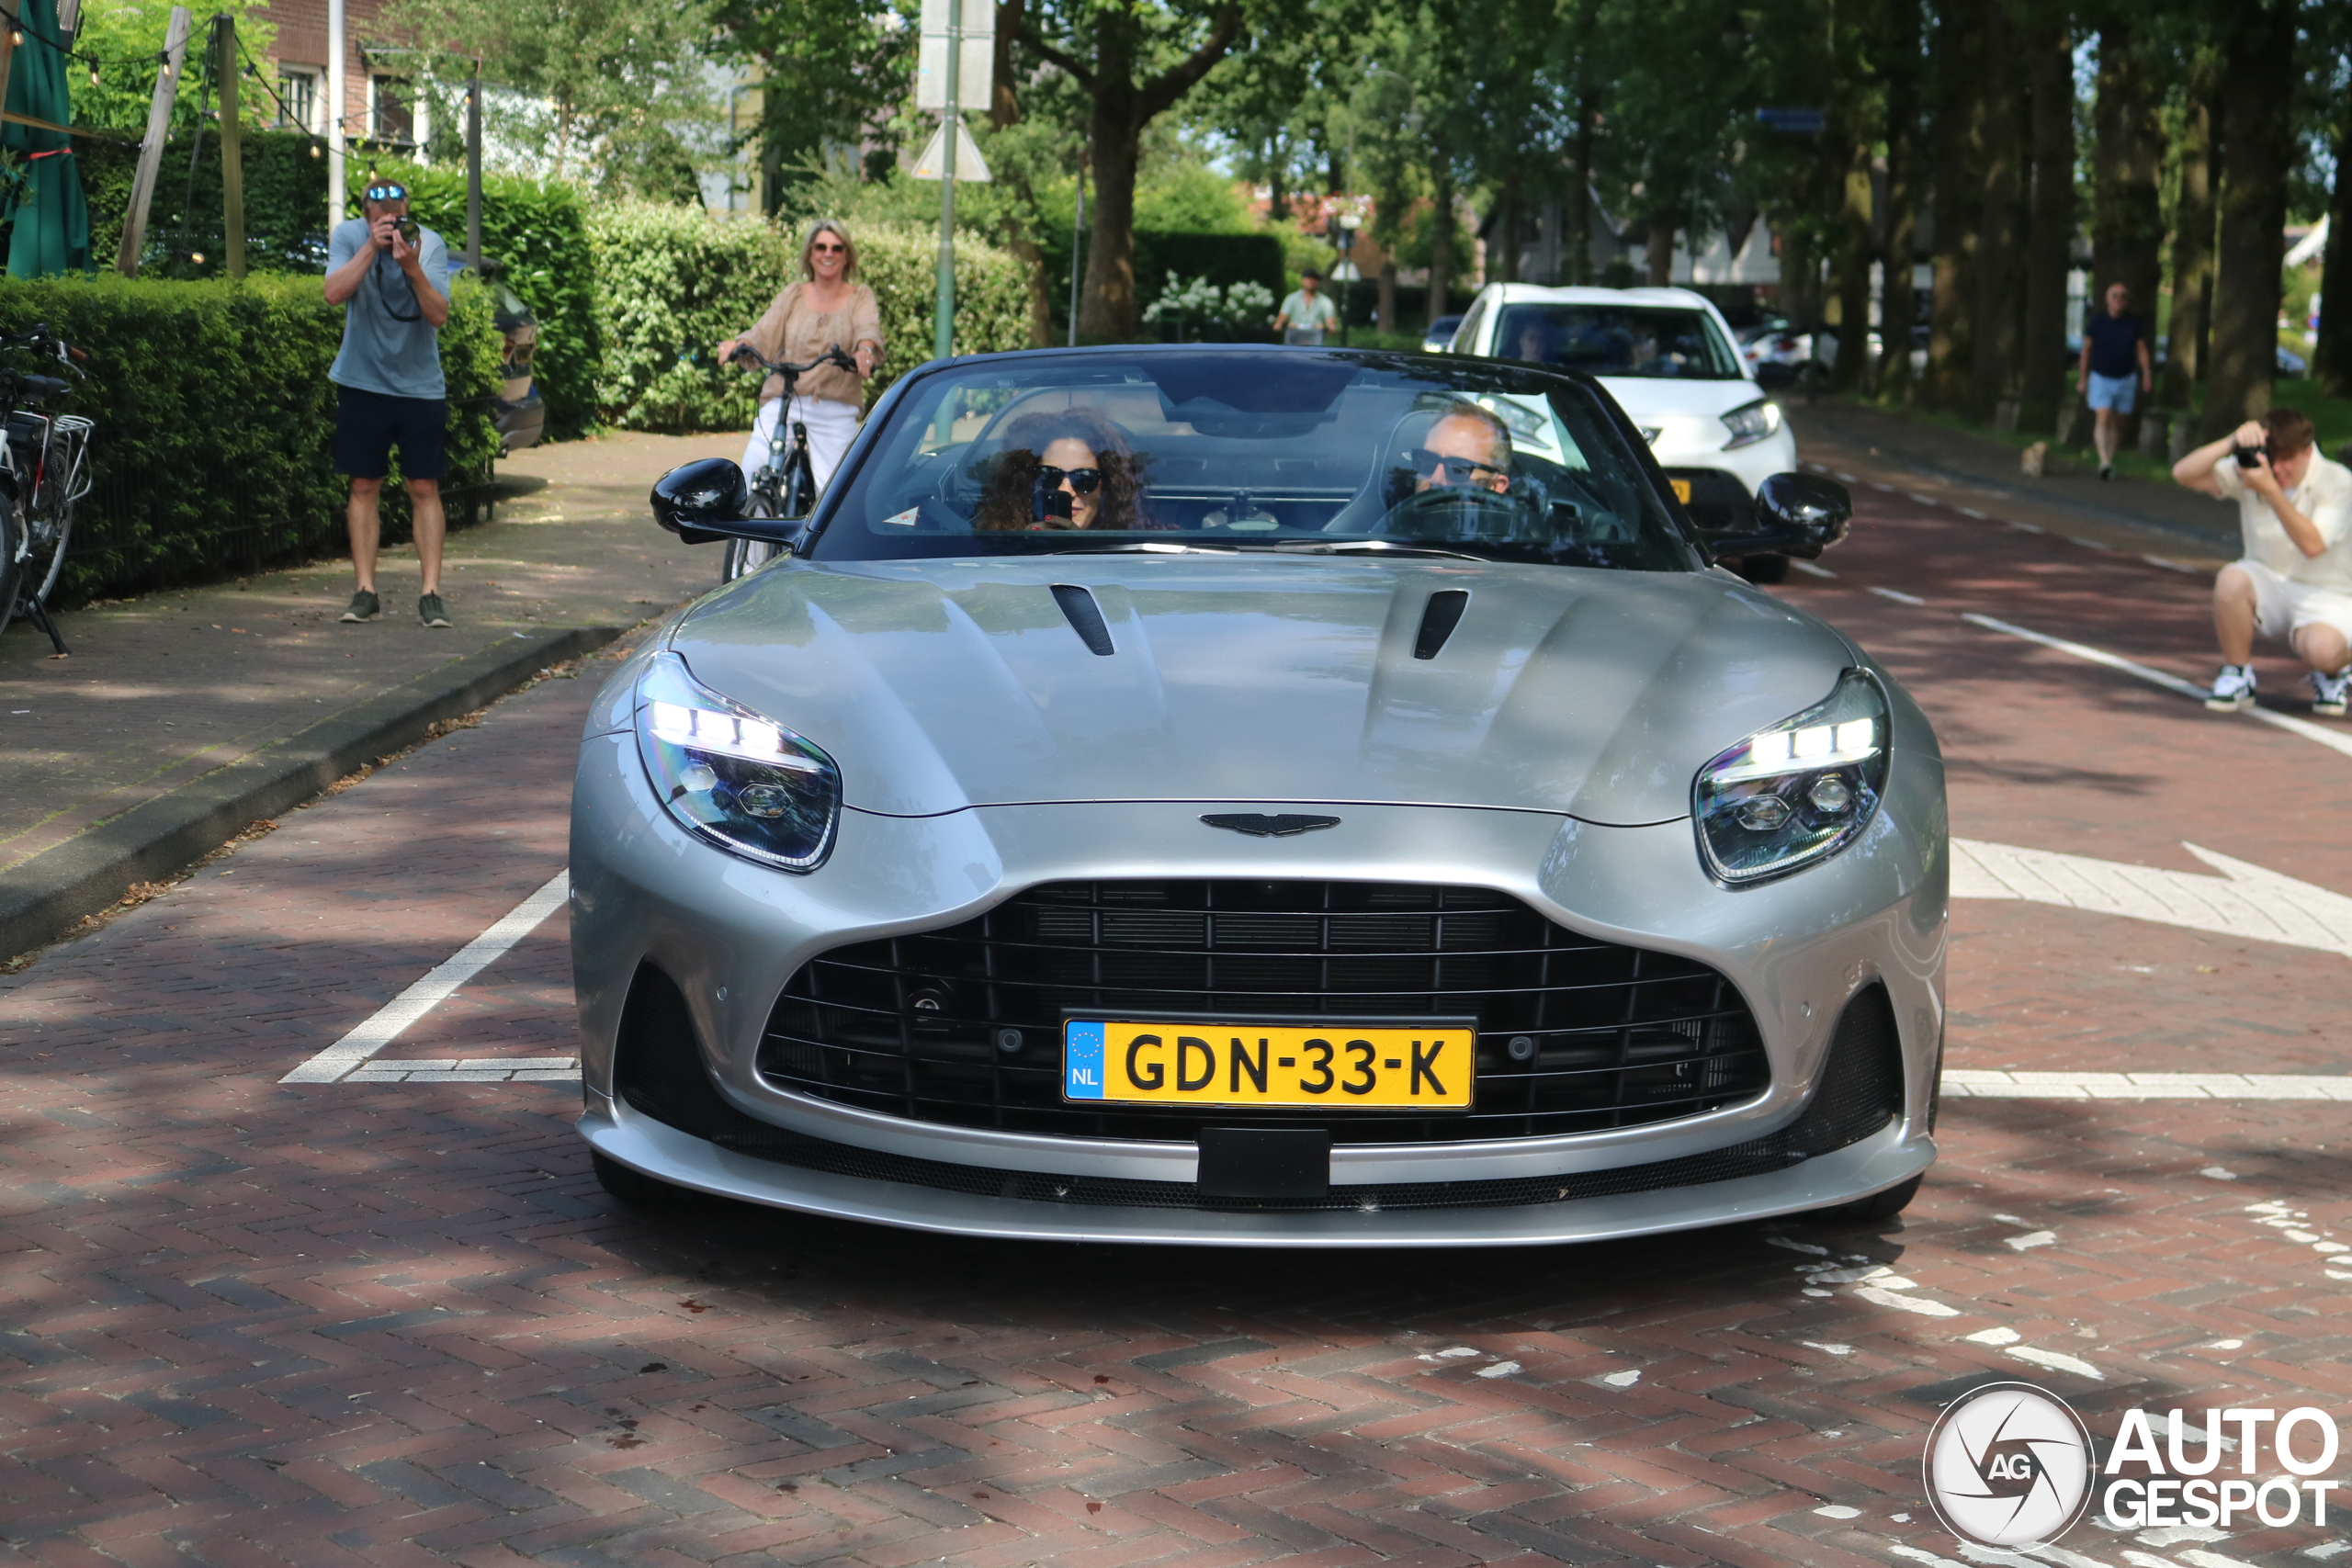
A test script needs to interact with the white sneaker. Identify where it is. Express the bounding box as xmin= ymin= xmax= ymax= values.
xmin=2206 ymin=664 xmax=2257 ymax=712
xmin=2313 ymin=669 xmax=2350 ymax=718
